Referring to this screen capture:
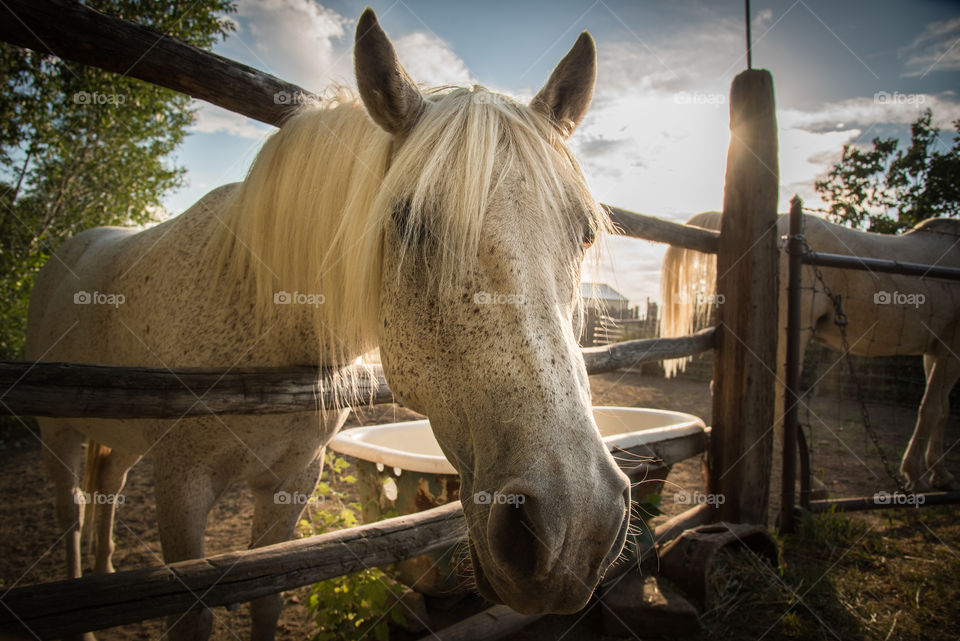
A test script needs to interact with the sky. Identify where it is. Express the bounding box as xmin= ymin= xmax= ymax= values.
xmin=165 ymin=0 xmax=960 ymax=313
